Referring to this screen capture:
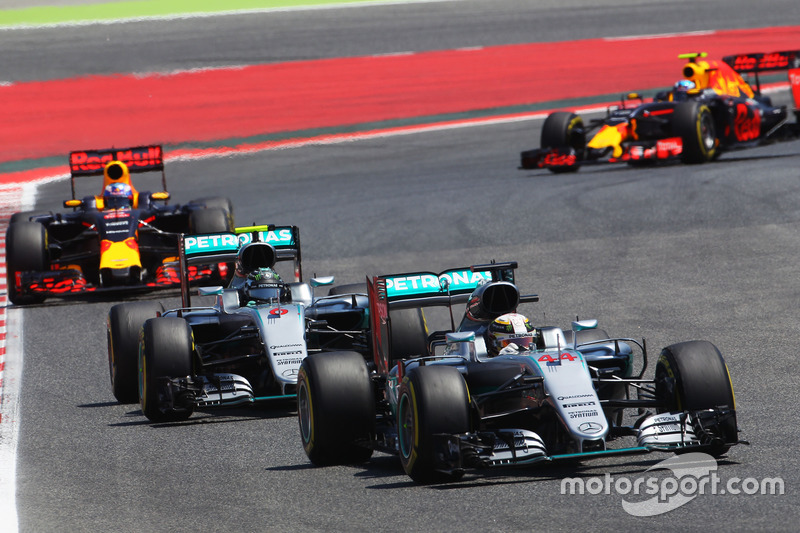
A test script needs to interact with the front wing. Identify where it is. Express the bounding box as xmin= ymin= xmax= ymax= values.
xmin=520 ymin=137 xmax=684 ymax=171
xmin=430 ymin=407 xmax=740 ymax=475
xmin=10 ymin=262 xmax=227 ymax=301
